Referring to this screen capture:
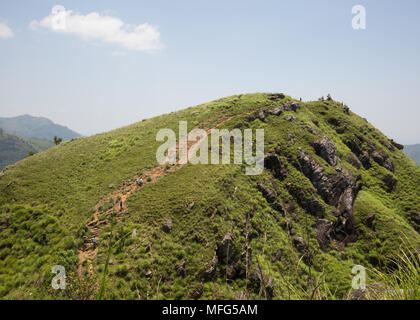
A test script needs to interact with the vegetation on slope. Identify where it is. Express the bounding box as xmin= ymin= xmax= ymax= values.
xmin=0 ymin=128 xmax=54 ymax=170
xmin=0 ymin=93 xmax=419 ymax=300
